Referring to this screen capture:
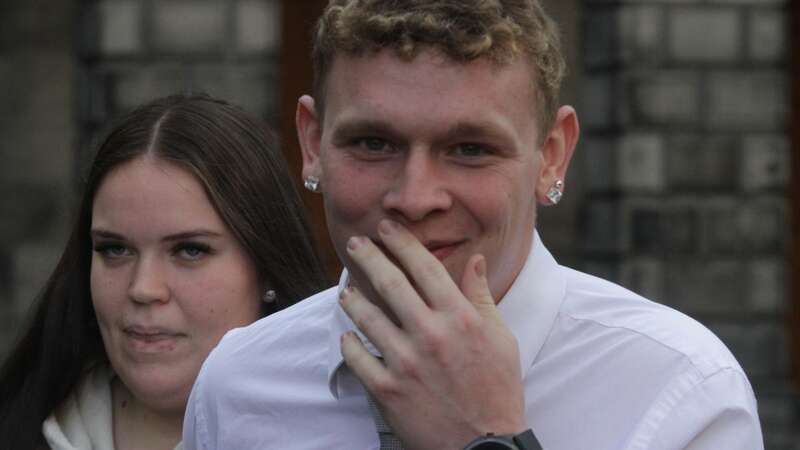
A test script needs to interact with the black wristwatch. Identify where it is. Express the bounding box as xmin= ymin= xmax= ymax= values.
xmin=463 ymin=429 xmax=543 ymax=450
